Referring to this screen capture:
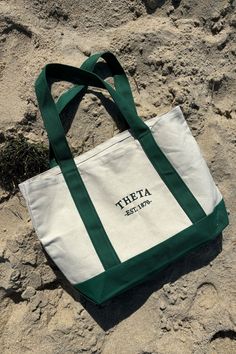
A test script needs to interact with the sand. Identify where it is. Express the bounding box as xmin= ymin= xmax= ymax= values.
xmin=0 ymin=0 xmax=236 ymax=353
